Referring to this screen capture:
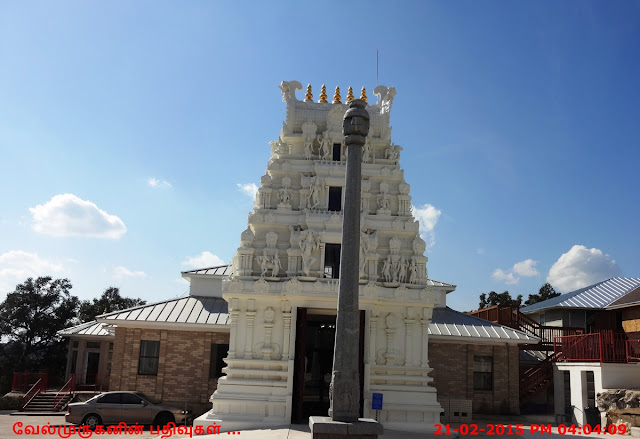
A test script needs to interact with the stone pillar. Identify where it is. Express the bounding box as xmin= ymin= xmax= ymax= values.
xmin=245 ymin=299 xmax=256 ymax=359
xmin=404 ymin=315 xmax=416 ymax=366
xmin=369 ymin=311 xmax=378 ymax=365
xmin=282 ymin=303 xmax=292 ymax=360
xmin=420 ymin=309 xmax=430 ymax=368
xmin=228 ymin=298 xmax=239 ymax=359
xmin=310 ymin=98 xmax=382 ymax=439
xmin=329 ymin=99 xmax=369 ymax=422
